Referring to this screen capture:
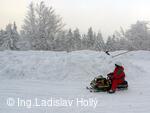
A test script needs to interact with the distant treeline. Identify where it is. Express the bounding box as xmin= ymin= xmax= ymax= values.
xmin=0 ymin=1 xmax=150 ymax=51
